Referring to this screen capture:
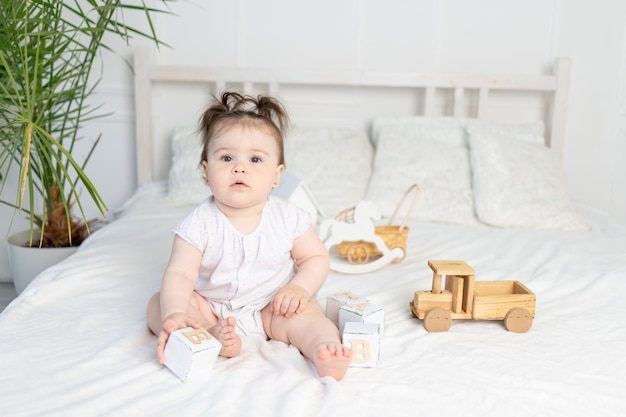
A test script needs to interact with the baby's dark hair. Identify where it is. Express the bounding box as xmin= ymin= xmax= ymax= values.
xmin=198 ymin=92 xmax=289 ymax=166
